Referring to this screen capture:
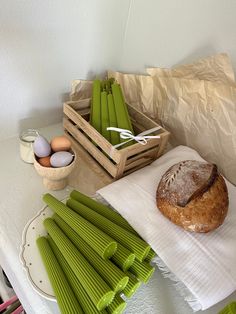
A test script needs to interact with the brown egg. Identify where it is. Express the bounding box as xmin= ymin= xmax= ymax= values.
xmin=51 ymin=136 xmax=71 ymax=152
xmin=38 ymin=156 xmax=51 ymax=167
